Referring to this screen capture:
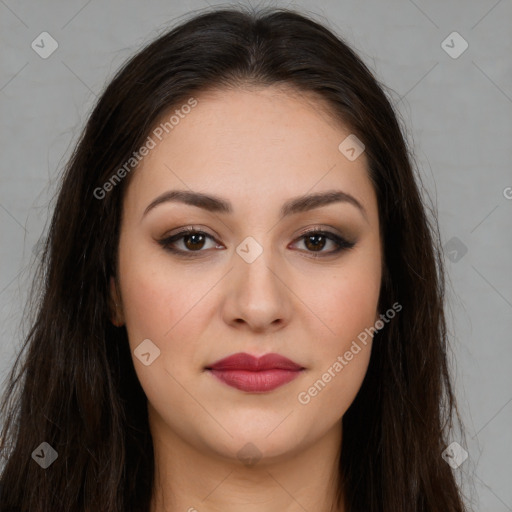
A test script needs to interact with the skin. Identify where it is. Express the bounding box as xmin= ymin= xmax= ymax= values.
xmin=110 ymin=85 xmax=382 ymax=512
